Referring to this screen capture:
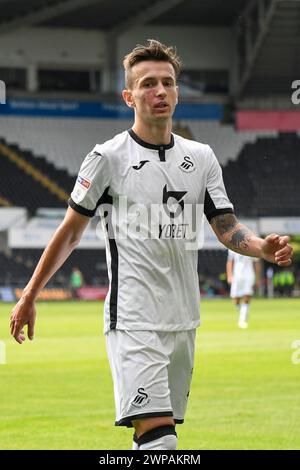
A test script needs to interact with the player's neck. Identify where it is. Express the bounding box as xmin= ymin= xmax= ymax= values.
xmin=132 ymin=121 xmax=172 ymax=146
